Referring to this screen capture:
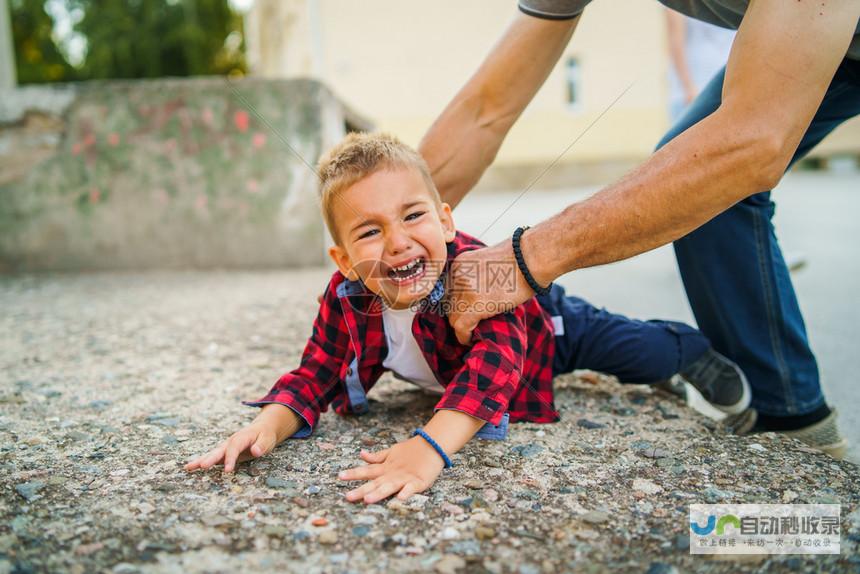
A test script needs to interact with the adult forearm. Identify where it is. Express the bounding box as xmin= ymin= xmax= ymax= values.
xmin=419 ymin=13 xmax=579 ymax=209
xmin=522 ymin=107 xmax=784 ymax=284
xmin=419 ymin=96 xmax=508 ymax=210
